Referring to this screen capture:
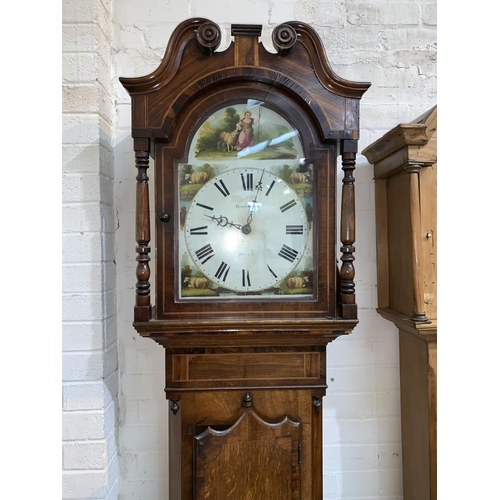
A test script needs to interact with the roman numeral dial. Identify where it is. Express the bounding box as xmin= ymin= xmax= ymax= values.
xmin=215 ymin=261 xmax=230 ymax=282
xmin=280 ymin=200 xmax=297 ymax=213
xmin=194 ymin=244 xmax=215 ymax=264
xmin=286 ymin=225 xmax=304 ymax=235
xmin=183 ymin=167 xmax=312 ymax=294
xmin=278 ymin=244 xmax=299 ymax=263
